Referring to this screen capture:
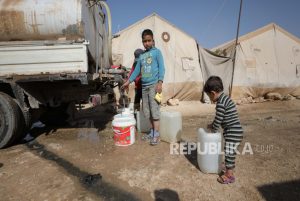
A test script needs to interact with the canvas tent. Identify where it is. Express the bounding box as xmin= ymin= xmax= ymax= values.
xmin=212 ymin=23 xmax=300 ymax=99
xmin=112 ymin=13 xmax=204 ymax=102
